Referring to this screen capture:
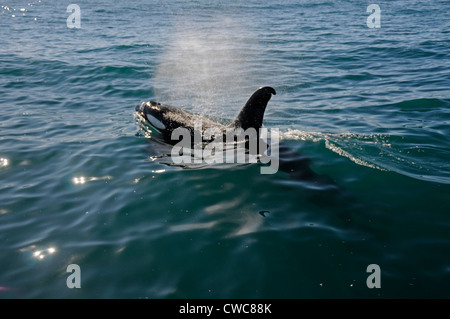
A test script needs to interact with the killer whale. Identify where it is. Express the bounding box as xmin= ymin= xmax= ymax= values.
xmin=134 ymin=88 xmax=360 ymax=230
xmin=135 ymin=86 xmax=276 ymax=144
xmin=135 ymin=87 xmax=340 ymax=191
